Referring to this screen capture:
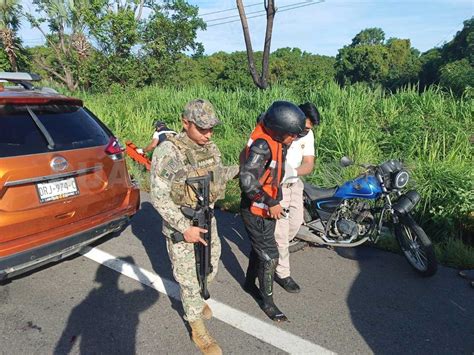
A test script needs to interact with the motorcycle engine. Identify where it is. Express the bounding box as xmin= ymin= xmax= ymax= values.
xmin=329 ymin=201 xmax=375 ymax=240
xmin=336 ymin=219 xmax=359 ymax=237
